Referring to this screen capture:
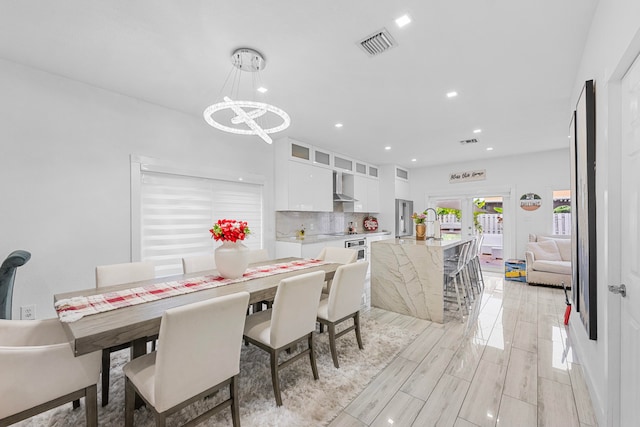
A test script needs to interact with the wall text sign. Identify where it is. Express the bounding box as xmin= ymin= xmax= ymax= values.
xmin=449 ymin=169 xmax=486 ymax=183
